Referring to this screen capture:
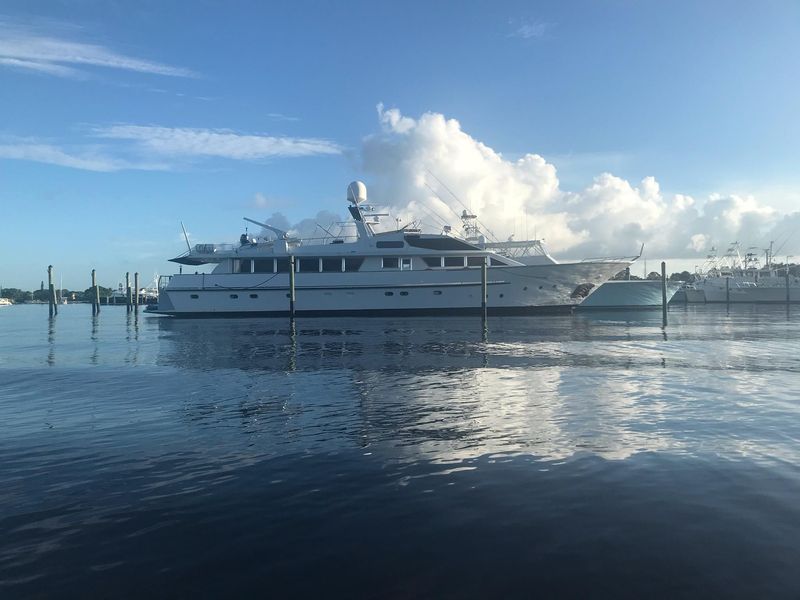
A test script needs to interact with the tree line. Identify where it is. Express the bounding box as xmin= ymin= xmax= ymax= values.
xmin=0 ymin=287 xmax=114 ymax=304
